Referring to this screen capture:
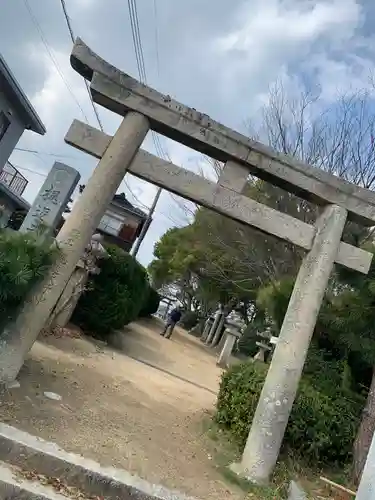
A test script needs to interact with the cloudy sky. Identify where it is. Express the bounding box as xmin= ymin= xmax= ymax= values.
xmin=2 ymin=0 xmax=375 ymax=265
